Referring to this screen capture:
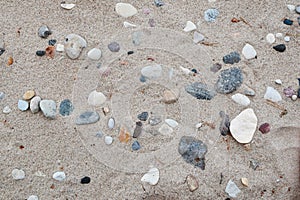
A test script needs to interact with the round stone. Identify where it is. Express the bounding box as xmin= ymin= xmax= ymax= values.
xmin=3 ymin=106 xmax=11 ymax=114
xmin=183 ymin=21 xmax=197 ymax=32
xmin=87 ymin=48 xmax=102 ymax=60
xmin=104 ymin=136 xmax=113 ymax=145
xmin=52 ymin=171 xmax=66 ymax=181
xmin=88 ymin=90 xmax=106 ymax=106
xmin=231 ymin=93 xmax=250 ymax=106
xmin=30 ymin=96 xmax=41 ymax=114
xmin=165 ymin=119 xmax=178 ymax=128
xmin=0 ymin=91 xmax=5 ymax=100
xmin=275 ymin=79 xmax=282 ymax=85
xmin=40 ymin=100 xmax=56 ymax=119
xmin=36 ymin=50 xmax=46 ymax=56
xmin=64 ymin=34 xmax=87 ymax=59
xmin=266 ymin=33 xmax=275 ymax=44
xmin=186 ymin=175 xmax=199 ymax=192
xmin=115 ymin=3 xmax=138 ymax=18
xmin=141 ymin=168 xmax=159 ymax=185
xmin=108 ymin=42 xmax=120 ymax=52
xmin=12 ymin=169 xmax=25 ymax=180
xmin=108 ymin=117 xmax=115 ymax=129
xmin=76 ymin=111 xmax=100 ymax=125
xmin=242 ymin=43 xmax=257 ymax=59
xmin=38 ymin=25 xmax=51 ymax=38
xmin=59 ymin=99 xmax=74 ymax=116
xmin=284 ymin=36 xmax=290 ymax=42
xmin=18 ymin=100 xmax=29 ymax=111
xmin=292 ymin=95 xmax=297 ymax=101
xmin=23 ymin=90 xmax=35 ymax=100
xmin=275 ymin=33 xmax=283 ymax=38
